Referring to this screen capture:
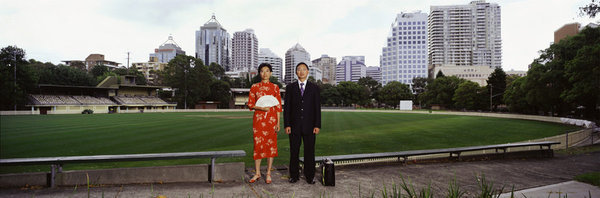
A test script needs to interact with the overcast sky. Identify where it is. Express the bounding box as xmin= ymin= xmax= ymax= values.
xmin=1 ymin=0 xmax=597 ymax=71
